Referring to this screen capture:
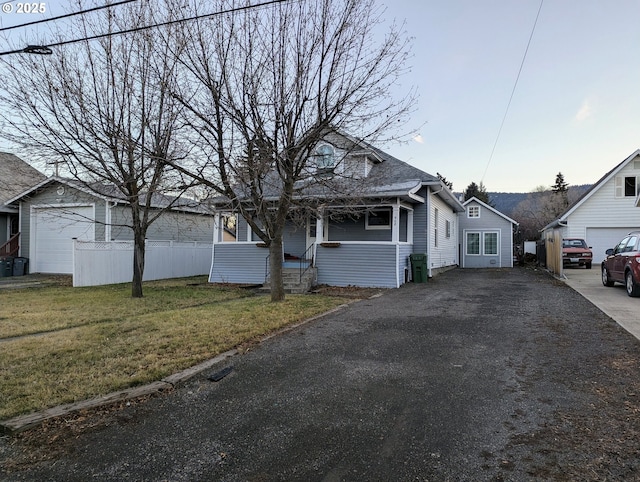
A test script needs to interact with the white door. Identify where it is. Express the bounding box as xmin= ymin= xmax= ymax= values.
xmin=33 ymin=206 xmax=95 ymax=274
xmin=586 ymin=227 xmax=637 ymax=264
